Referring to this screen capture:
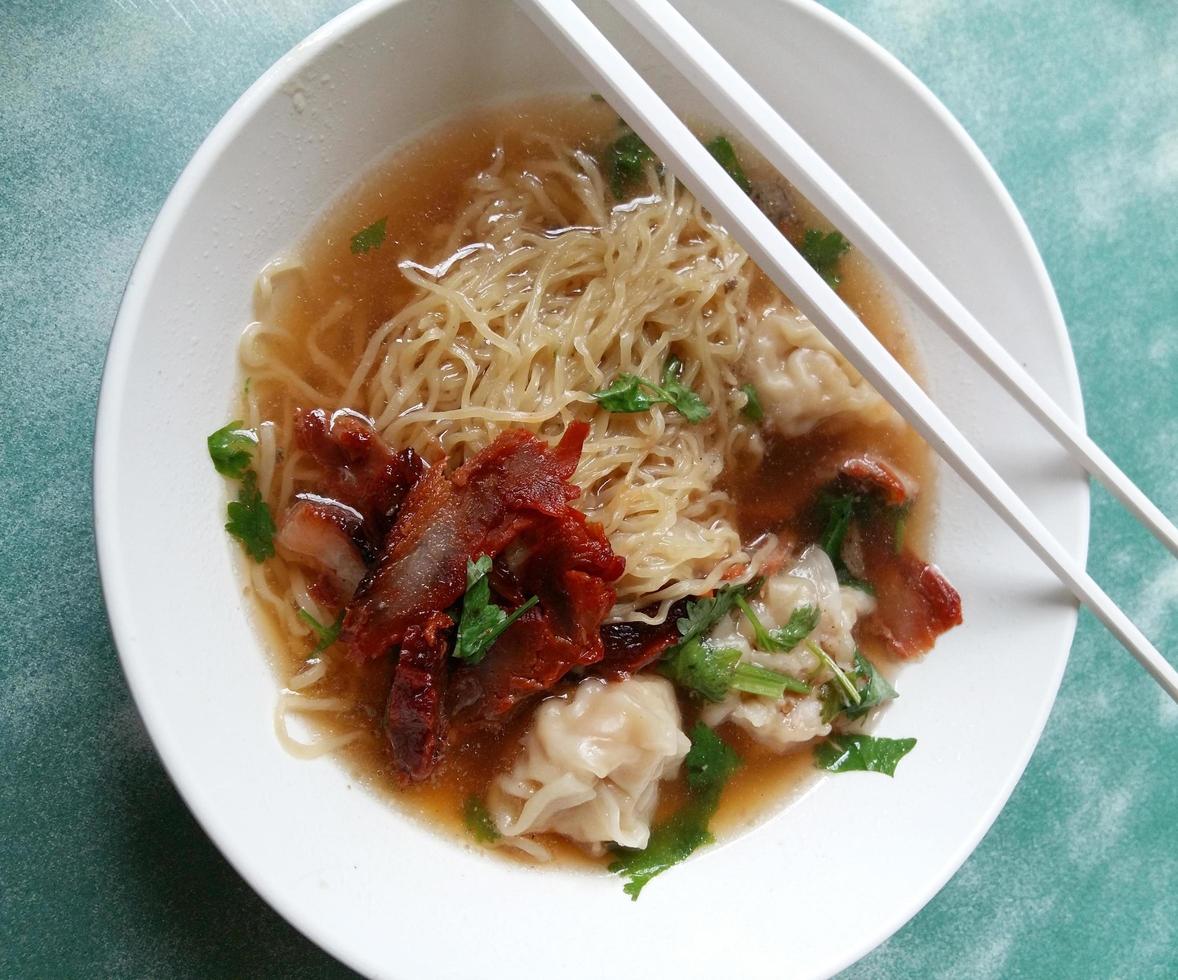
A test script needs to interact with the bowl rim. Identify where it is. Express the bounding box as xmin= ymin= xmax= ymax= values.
xmin=93 ymin=0 xmax=1090 ymax=975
